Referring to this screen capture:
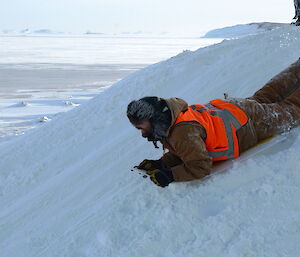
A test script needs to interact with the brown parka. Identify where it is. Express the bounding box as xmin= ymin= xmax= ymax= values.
xmin=160 ymin=59 xmax=300 ymax=182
